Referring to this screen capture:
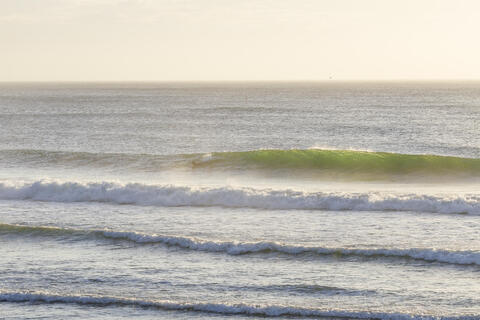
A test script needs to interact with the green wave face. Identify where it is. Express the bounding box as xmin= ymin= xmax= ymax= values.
xmin=195 ymin=149 xmax=480 ymax=179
